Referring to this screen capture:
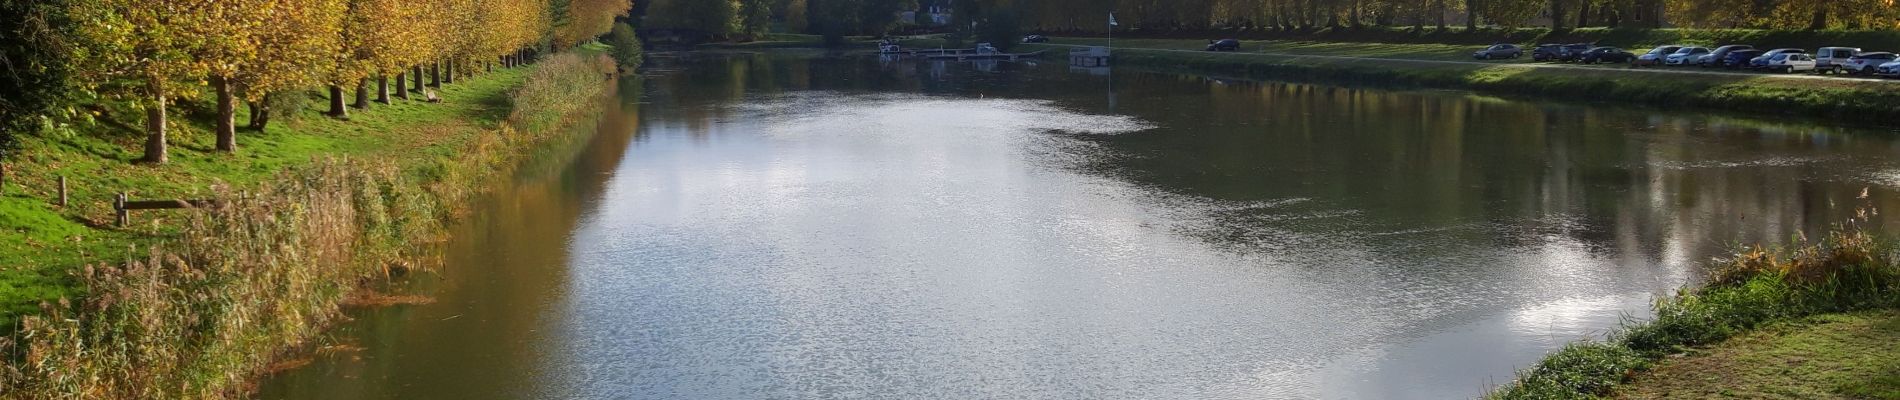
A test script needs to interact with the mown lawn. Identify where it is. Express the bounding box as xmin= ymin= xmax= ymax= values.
xmin=0 ymin=65 xmax=533 ymax=327
xmin=1616 ymin=310 xmax=1900 ymax=400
